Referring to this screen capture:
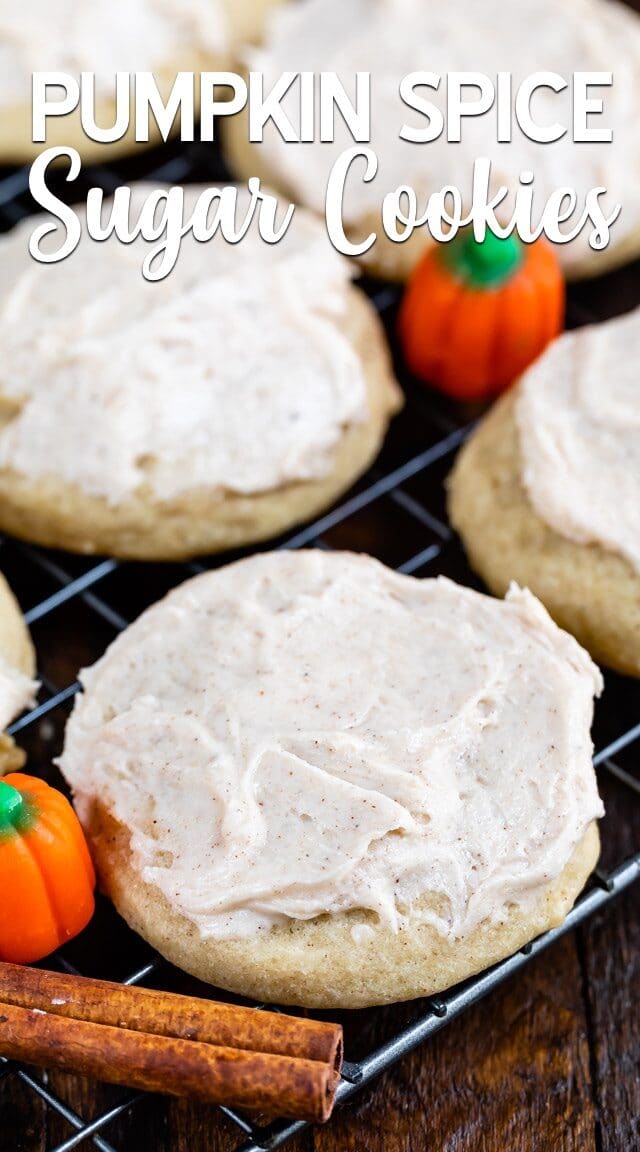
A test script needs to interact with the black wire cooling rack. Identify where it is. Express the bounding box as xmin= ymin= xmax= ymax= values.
xmin=0 ymin=139 xmax=639 ymax=1152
